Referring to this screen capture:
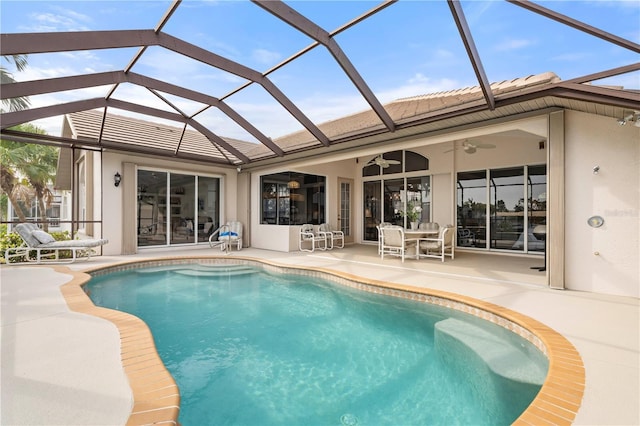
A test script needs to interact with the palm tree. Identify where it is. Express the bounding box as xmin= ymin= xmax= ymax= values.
xmin=1 ymin=54 xmax=30 ymax=112
xmin=20 ymin=143 xmax=59 ymax=231
xmin=0 ymin=125 xmax=57 ymax=229
xmin=0 ymin=140 xmax=33 ymax=223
